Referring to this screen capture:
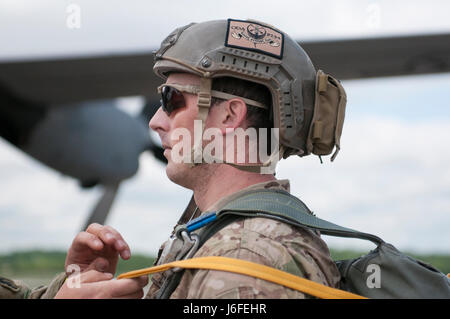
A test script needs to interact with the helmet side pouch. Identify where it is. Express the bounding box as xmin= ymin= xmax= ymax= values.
xmin=306 ymin=70 xmax=347 ymax=161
